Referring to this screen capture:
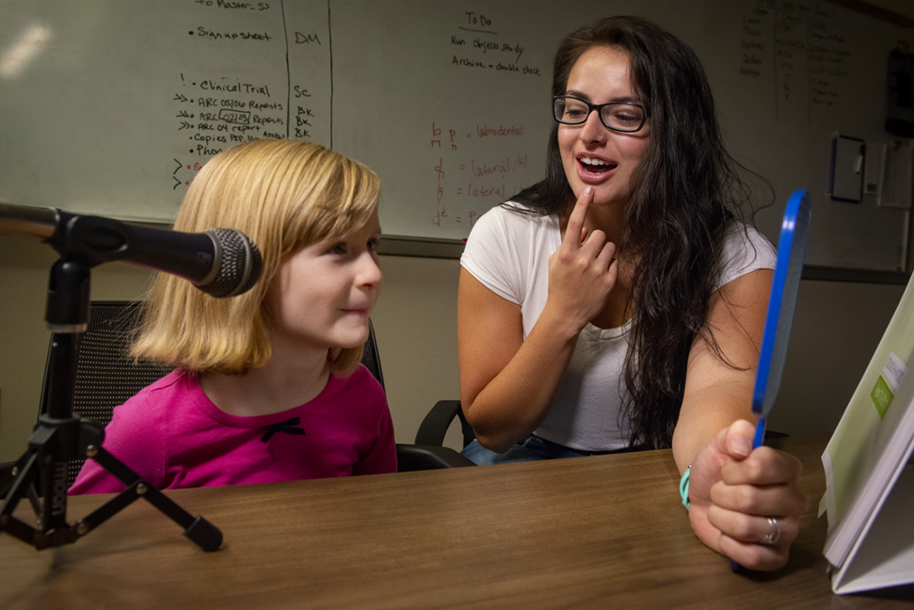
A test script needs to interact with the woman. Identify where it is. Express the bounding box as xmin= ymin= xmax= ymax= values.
xmin=458 ymin=17 xmax=807 ymax=570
